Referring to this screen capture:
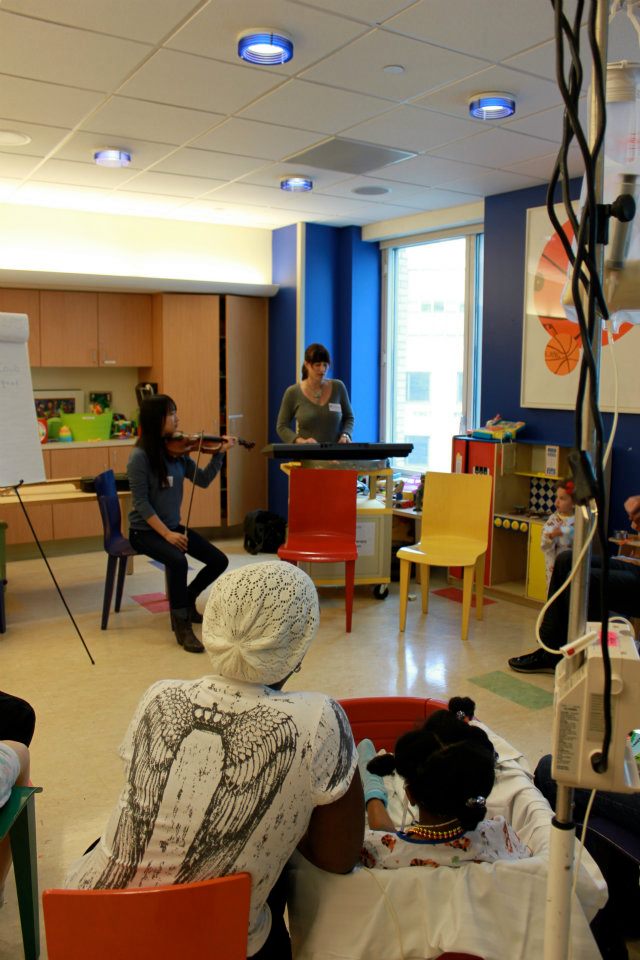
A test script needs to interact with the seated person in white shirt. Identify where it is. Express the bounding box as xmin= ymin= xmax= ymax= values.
xmin=65 ymin=562 xmax=363 ymax=960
